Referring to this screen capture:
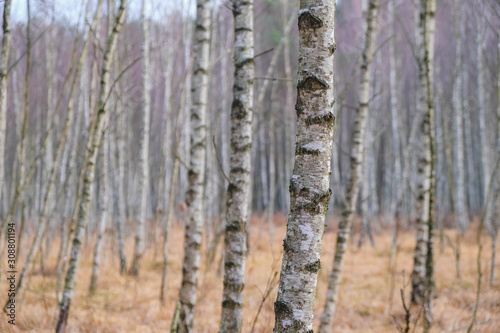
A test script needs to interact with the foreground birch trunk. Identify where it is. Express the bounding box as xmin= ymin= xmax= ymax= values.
xmin=130 ymin=0 xmax=151 ymax=276
xmin=0 ymin=0 xmax=12 ymax=204
xmin=411 ymin=0 xmax=432 ymax=304
xmin=319 ymin=1 xmax=377 ymax=331
xmin=55 ymin=1 xmax=127 ymax=331
xmin=219 ymin=0 xmax=254 ymax=331
xmin=273 ymin=0 xmax=336 ymax=331
xmin=410 ymin=2 xmax=436 ymax=331
xmin=177 ymin=0 xmax=210 ymax=331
